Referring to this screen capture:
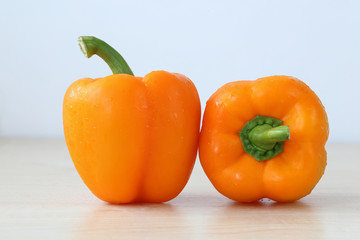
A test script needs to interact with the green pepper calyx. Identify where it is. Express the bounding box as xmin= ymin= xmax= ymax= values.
xmin=239 ymin=115 xmax=290 ymax=162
